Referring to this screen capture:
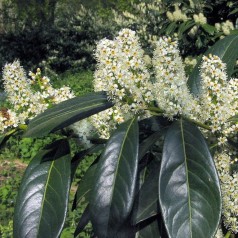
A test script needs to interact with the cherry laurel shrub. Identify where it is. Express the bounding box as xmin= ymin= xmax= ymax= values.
xmin=1 ymin=29 xmax=238 ymax=238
